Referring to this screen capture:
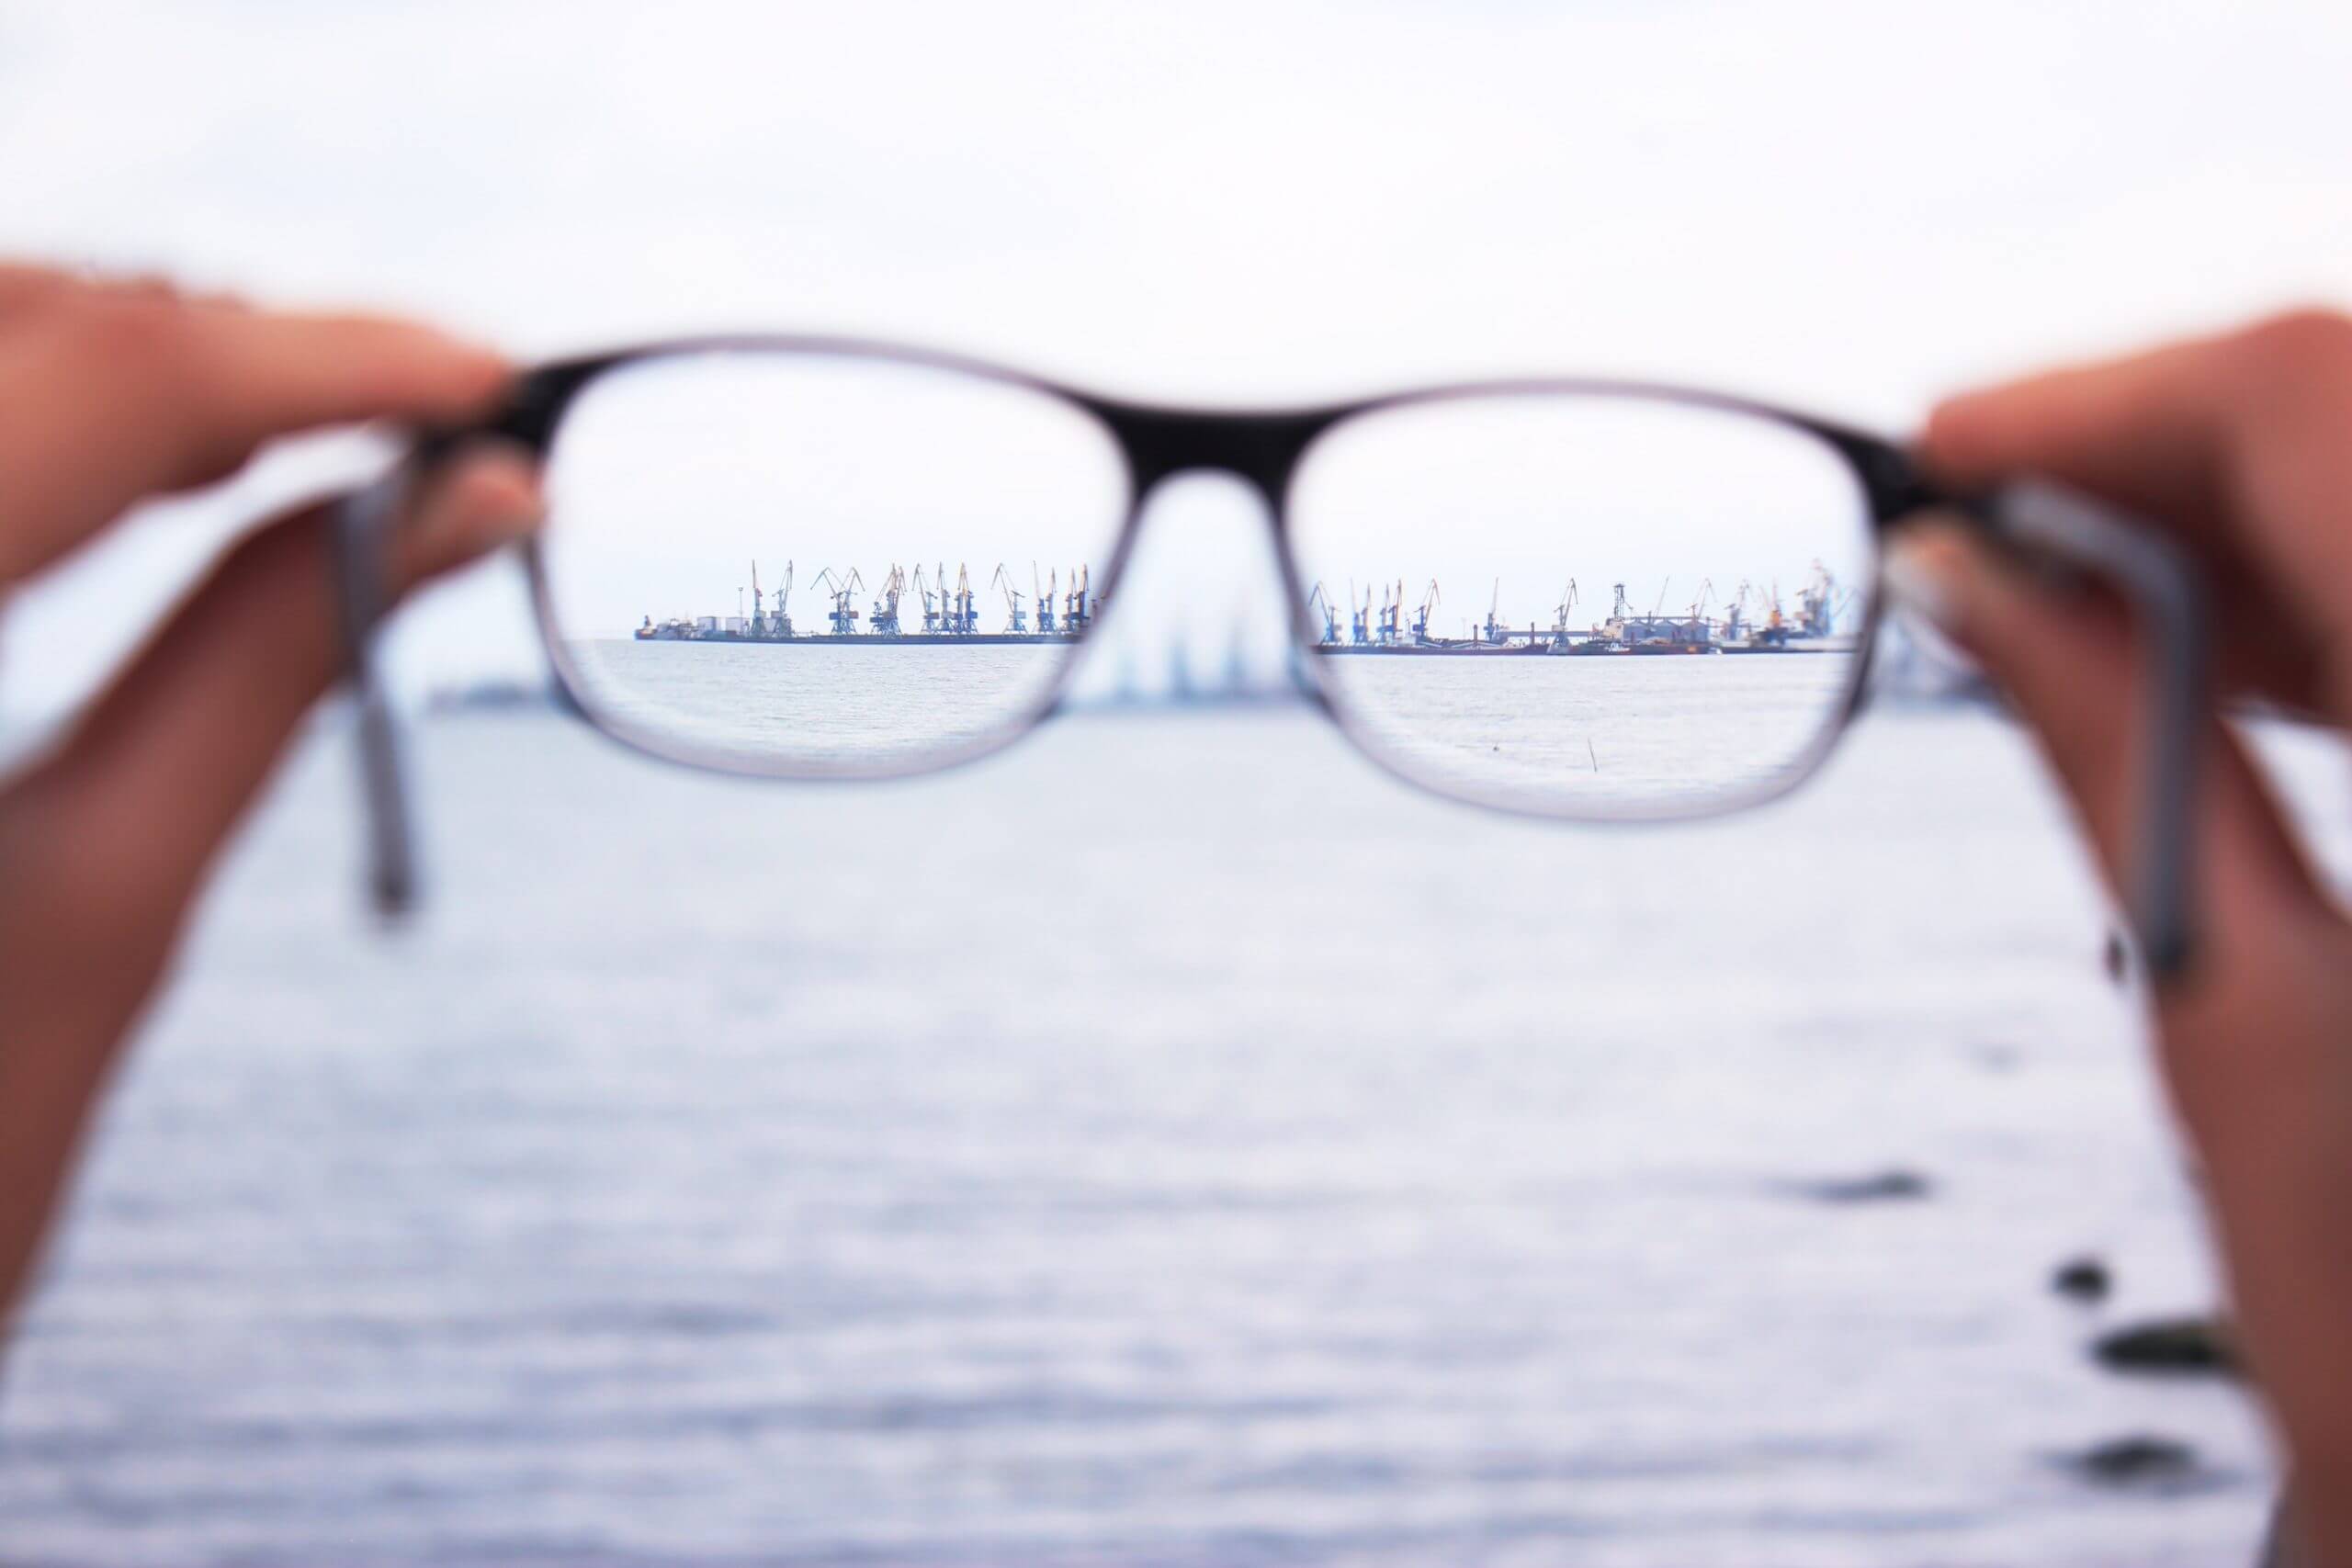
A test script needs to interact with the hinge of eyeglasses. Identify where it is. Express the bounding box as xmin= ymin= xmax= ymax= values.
xmin=1976 ymin=479 xmax=2208 ymax=981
